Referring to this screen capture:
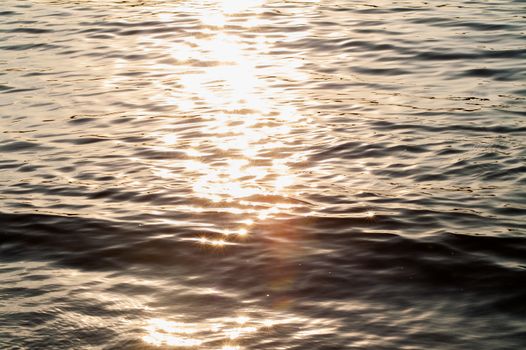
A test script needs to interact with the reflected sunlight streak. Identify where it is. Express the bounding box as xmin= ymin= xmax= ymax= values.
xmin=142 ymin=315 xmax=281 ymax=348
xmin=142 ymin=319 xmax=203 ymax=347
xmin=144 ymin=0 xmax=311 ymax=244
